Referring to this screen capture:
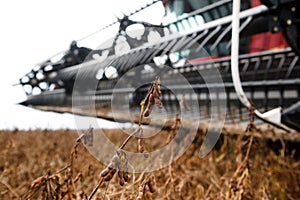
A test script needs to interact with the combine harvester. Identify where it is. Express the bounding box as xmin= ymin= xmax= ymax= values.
xmin=18 ymin=0 xmax=300 ymax=134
